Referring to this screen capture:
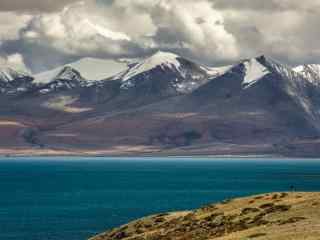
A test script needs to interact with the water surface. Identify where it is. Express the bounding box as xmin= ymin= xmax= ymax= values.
xmin=1 ymin=157 xmax=320 ymax=240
